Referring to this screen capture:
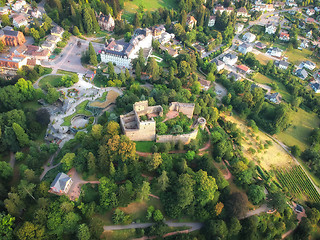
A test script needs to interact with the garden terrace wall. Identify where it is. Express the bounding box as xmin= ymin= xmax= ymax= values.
xmin=156 ymin=129 xmax=198 ymax=144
